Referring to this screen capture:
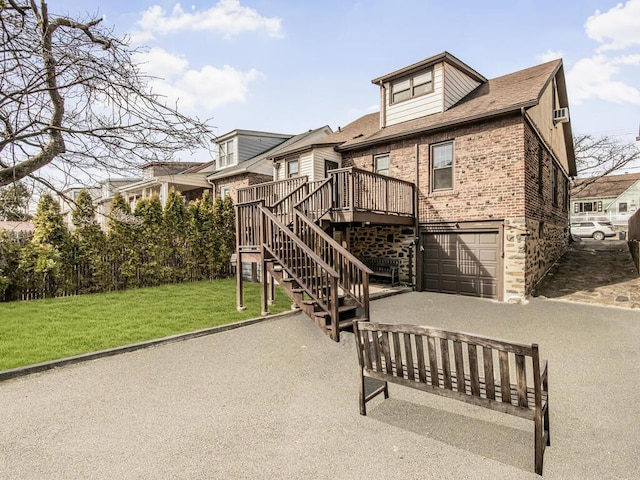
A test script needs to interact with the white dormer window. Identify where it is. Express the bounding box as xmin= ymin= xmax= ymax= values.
xmin=391 ymin=69 xmax=433 ymax=104
xmin=218 ymin=139 xmax=236 ymax=168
